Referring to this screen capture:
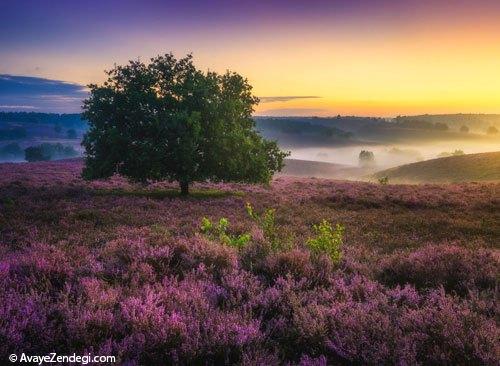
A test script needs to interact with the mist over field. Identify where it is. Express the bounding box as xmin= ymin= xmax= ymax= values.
xmin=255 ymin=115 xmax=500 ymax=180
xmin=1 ymin=112 xmax=499 ymax=172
